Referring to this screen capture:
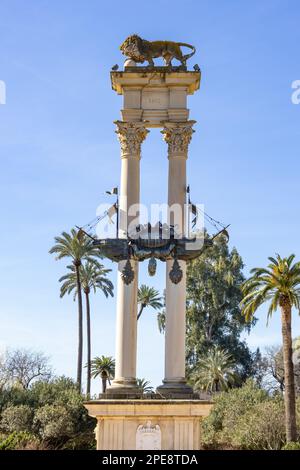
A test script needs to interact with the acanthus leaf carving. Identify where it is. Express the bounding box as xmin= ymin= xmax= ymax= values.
xmin=115 ymin=121 xmax=149 ymax=156
xmin=161 ymin=121 xmax=195 ymax=154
